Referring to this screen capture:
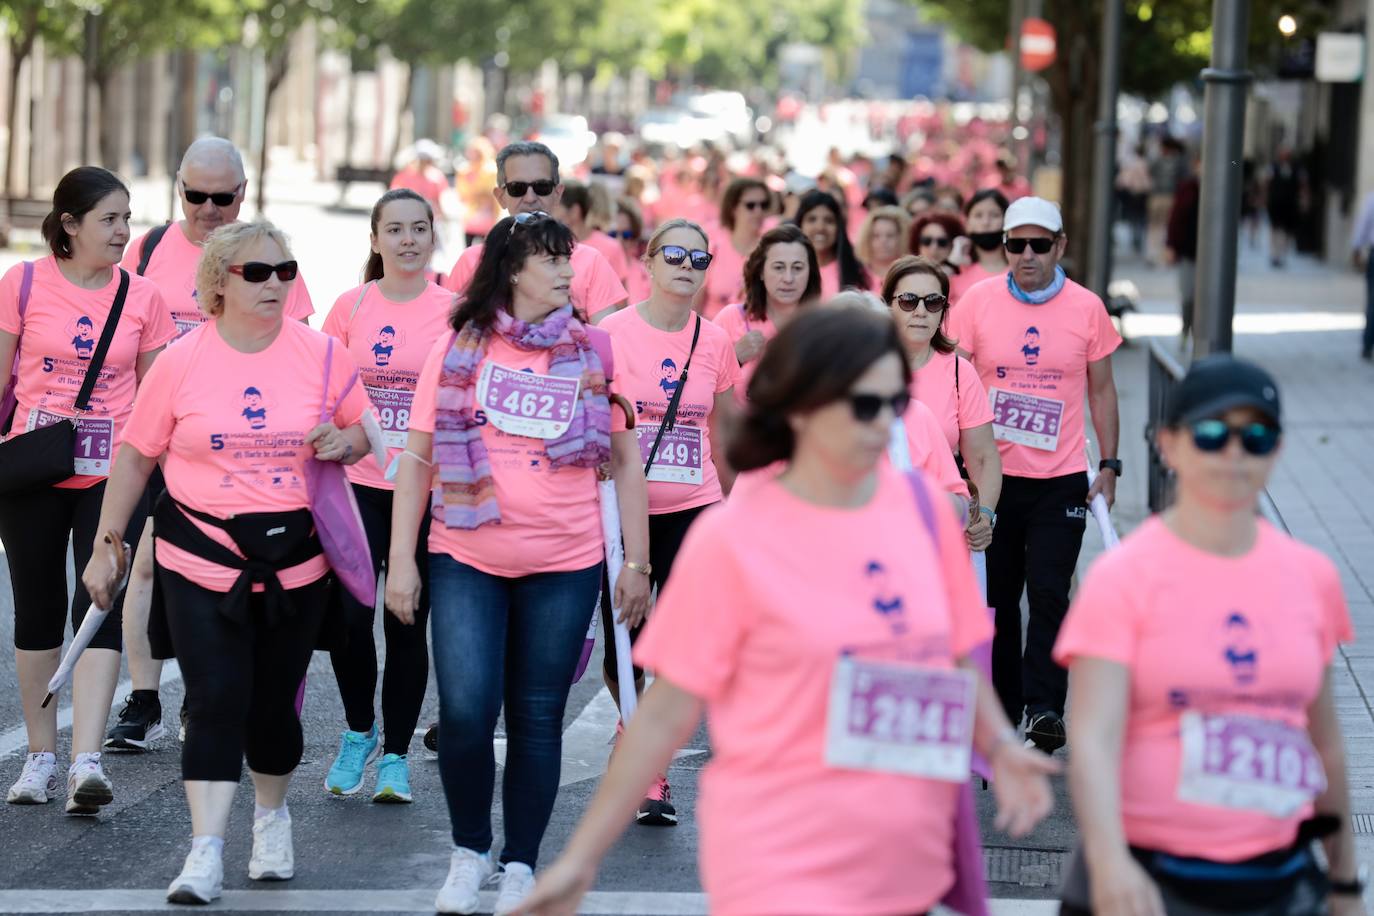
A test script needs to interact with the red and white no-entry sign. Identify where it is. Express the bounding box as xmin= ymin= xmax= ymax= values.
xmin=1021 ymin=18 xmax=1057 ymax=71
